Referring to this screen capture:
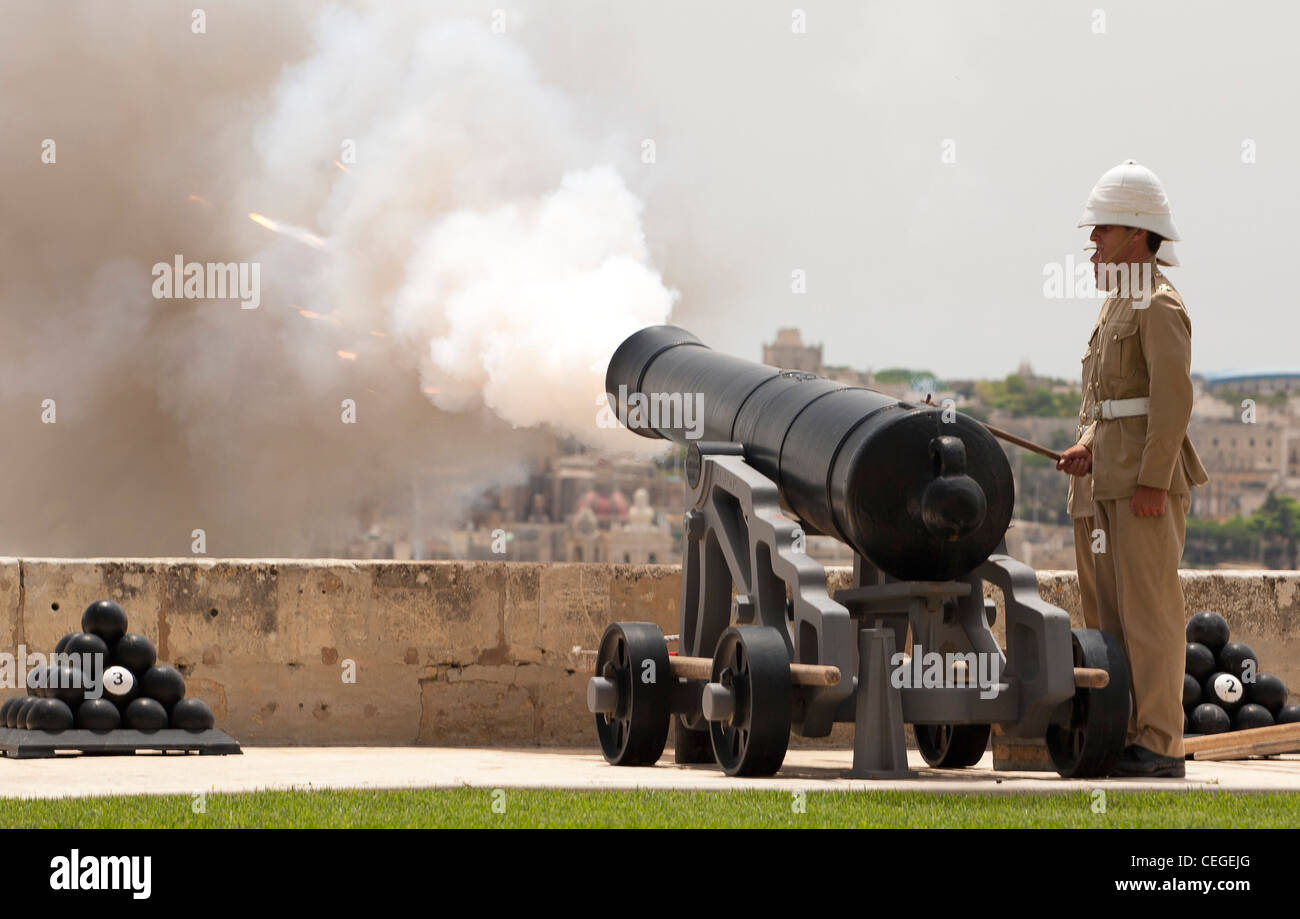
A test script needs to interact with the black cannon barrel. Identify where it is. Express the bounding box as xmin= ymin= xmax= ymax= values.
xmin=606 ymin=325 xmax=1015 ymax=581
